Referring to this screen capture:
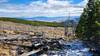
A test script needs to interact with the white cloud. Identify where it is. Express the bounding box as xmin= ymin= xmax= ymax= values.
xmin=47 ymin=0 xmax=70 ymax=6
xmin=0 ymin=0 xmax=88 ymax=18
xmin=0 ymin=0 xmax=8 ymax=3
xmin=77 ymin=0 xmax=88 ymax=7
